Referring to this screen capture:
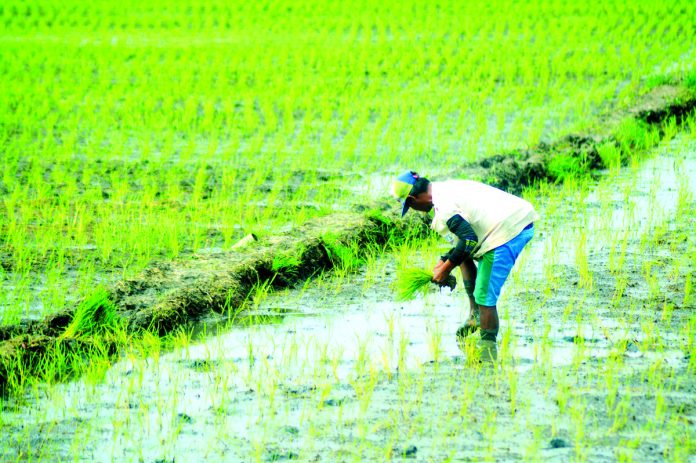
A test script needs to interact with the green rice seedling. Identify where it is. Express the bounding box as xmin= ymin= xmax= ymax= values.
xmin=684 ymin=271 xmax=693 ymax=308
xmin=352 ymin=364 xmax=380 ymax=414
xmin=60 ymin=289 xmax=120 ymax=339
xmin=547 ymin=152 xmax=592 ymax=183
xmin=139 ymin=330 xmax=162 ymax=366
xmin=597 ymin=140 xmax=622 ymax=170
xmin=271 ymin=252 xmax=302 ymax=277
xmin=320 ymin=232 xmax=365 ymax=273
xmin=524 ymin=425 xmax=544 ymax=461
xmin=507 ymin=364 xmax=518 ymax=417
xmin=395 ymin=268 xmax=434 ymax=301
xmin=576 ymin=232 xmax=593 ymax=290
xmin=661 ymin=116 xmax=679 ymax=142
xmin=610 ymin=393 xmax=632 ymax=433
xmin=425 ymin=318 xmax=443 ymax=365
xmin=616 ymin=118 xmax=661 ymax=159
xmin=499 ymin=323 xmax=515 ymax=367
